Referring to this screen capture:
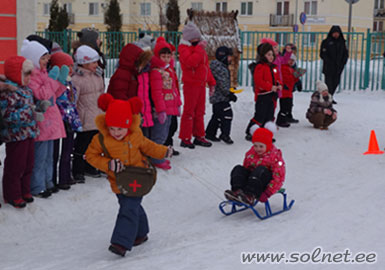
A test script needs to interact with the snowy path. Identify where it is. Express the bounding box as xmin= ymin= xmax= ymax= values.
xmin=1 ymin=89 xmax=384 ymax=270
